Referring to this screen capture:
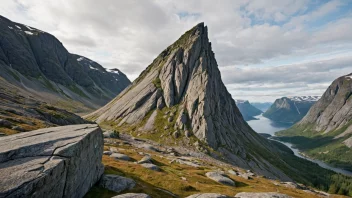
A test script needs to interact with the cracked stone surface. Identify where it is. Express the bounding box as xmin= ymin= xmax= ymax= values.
xmin=0 ymin=124 xmax=104 ymax=198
